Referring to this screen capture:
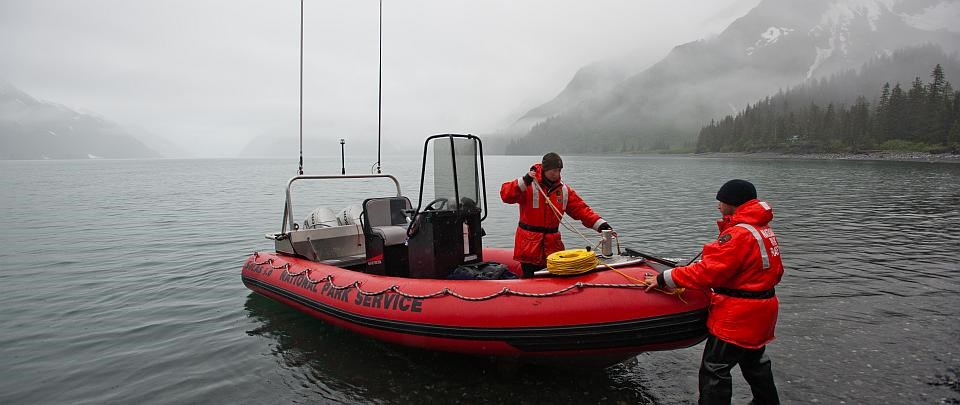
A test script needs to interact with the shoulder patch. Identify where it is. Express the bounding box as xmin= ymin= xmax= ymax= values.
xmin=717 ymin=233 xmax=732 ymax=245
